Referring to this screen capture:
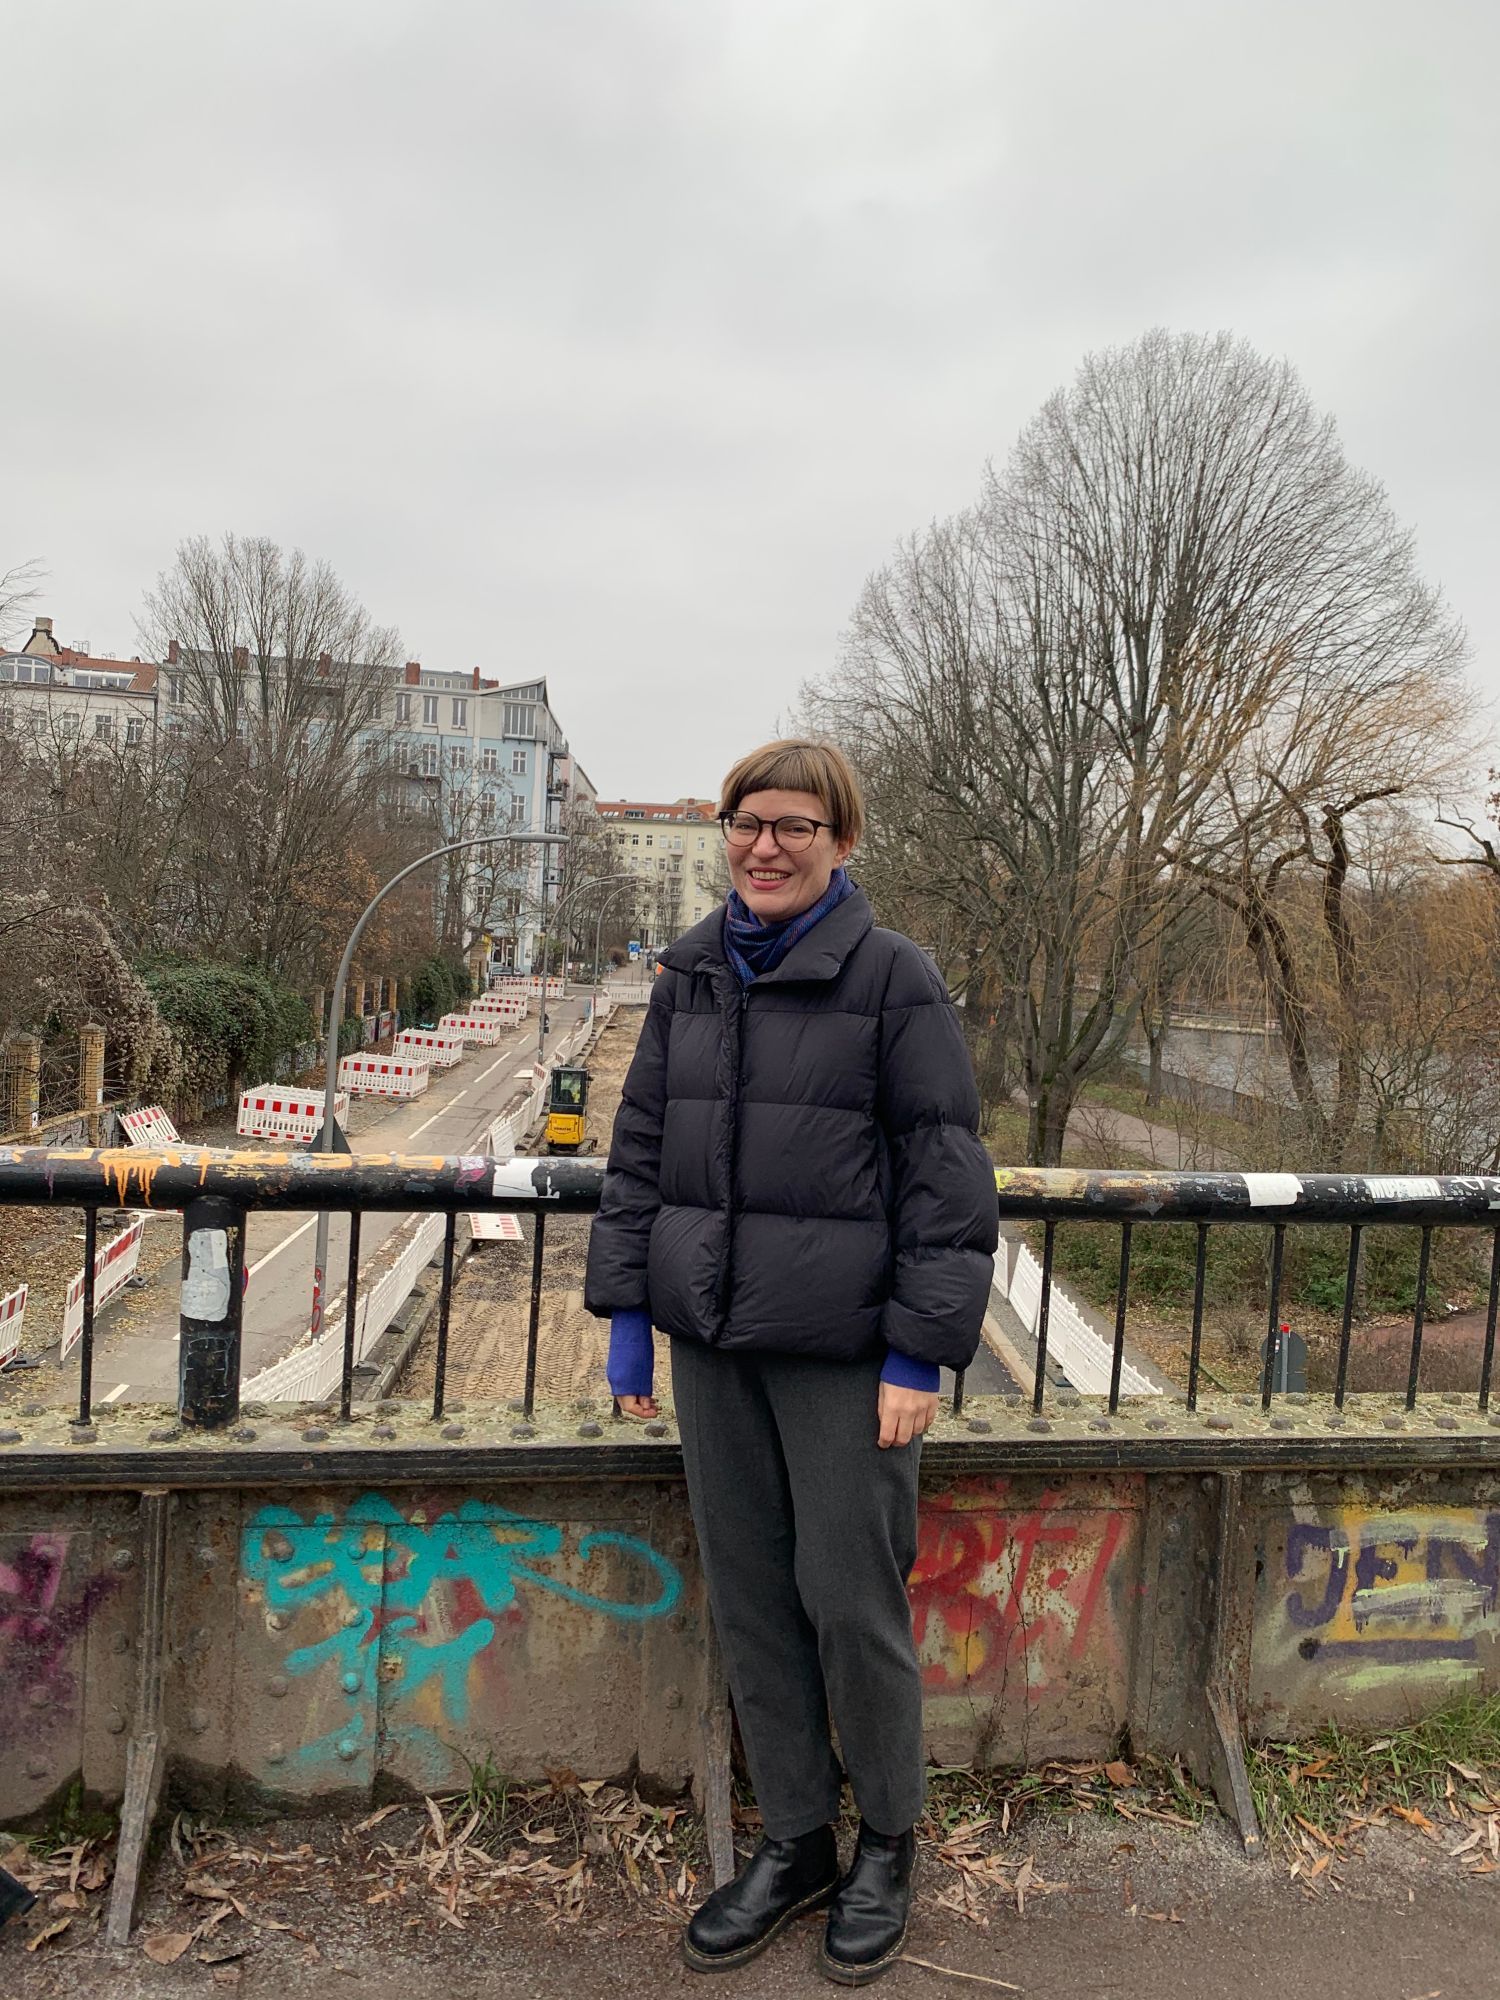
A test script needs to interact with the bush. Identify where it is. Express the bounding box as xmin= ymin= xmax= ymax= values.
xmin=405 ymin=954 xmax=471 ymax=1025
xmin=143 ymin=962 xmax=313 ymax=1101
